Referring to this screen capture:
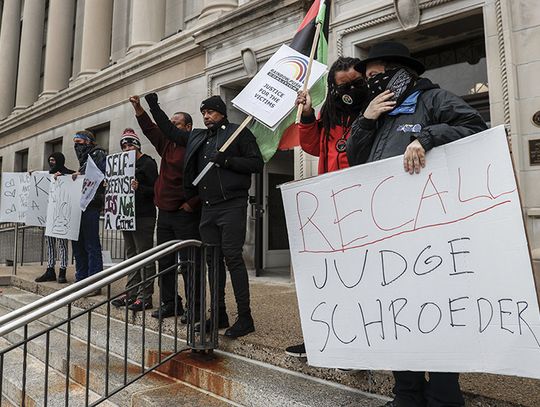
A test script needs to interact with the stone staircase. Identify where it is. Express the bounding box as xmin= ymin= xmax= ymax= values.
xmin=0 ymin=286 xmax=388 ymax=406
